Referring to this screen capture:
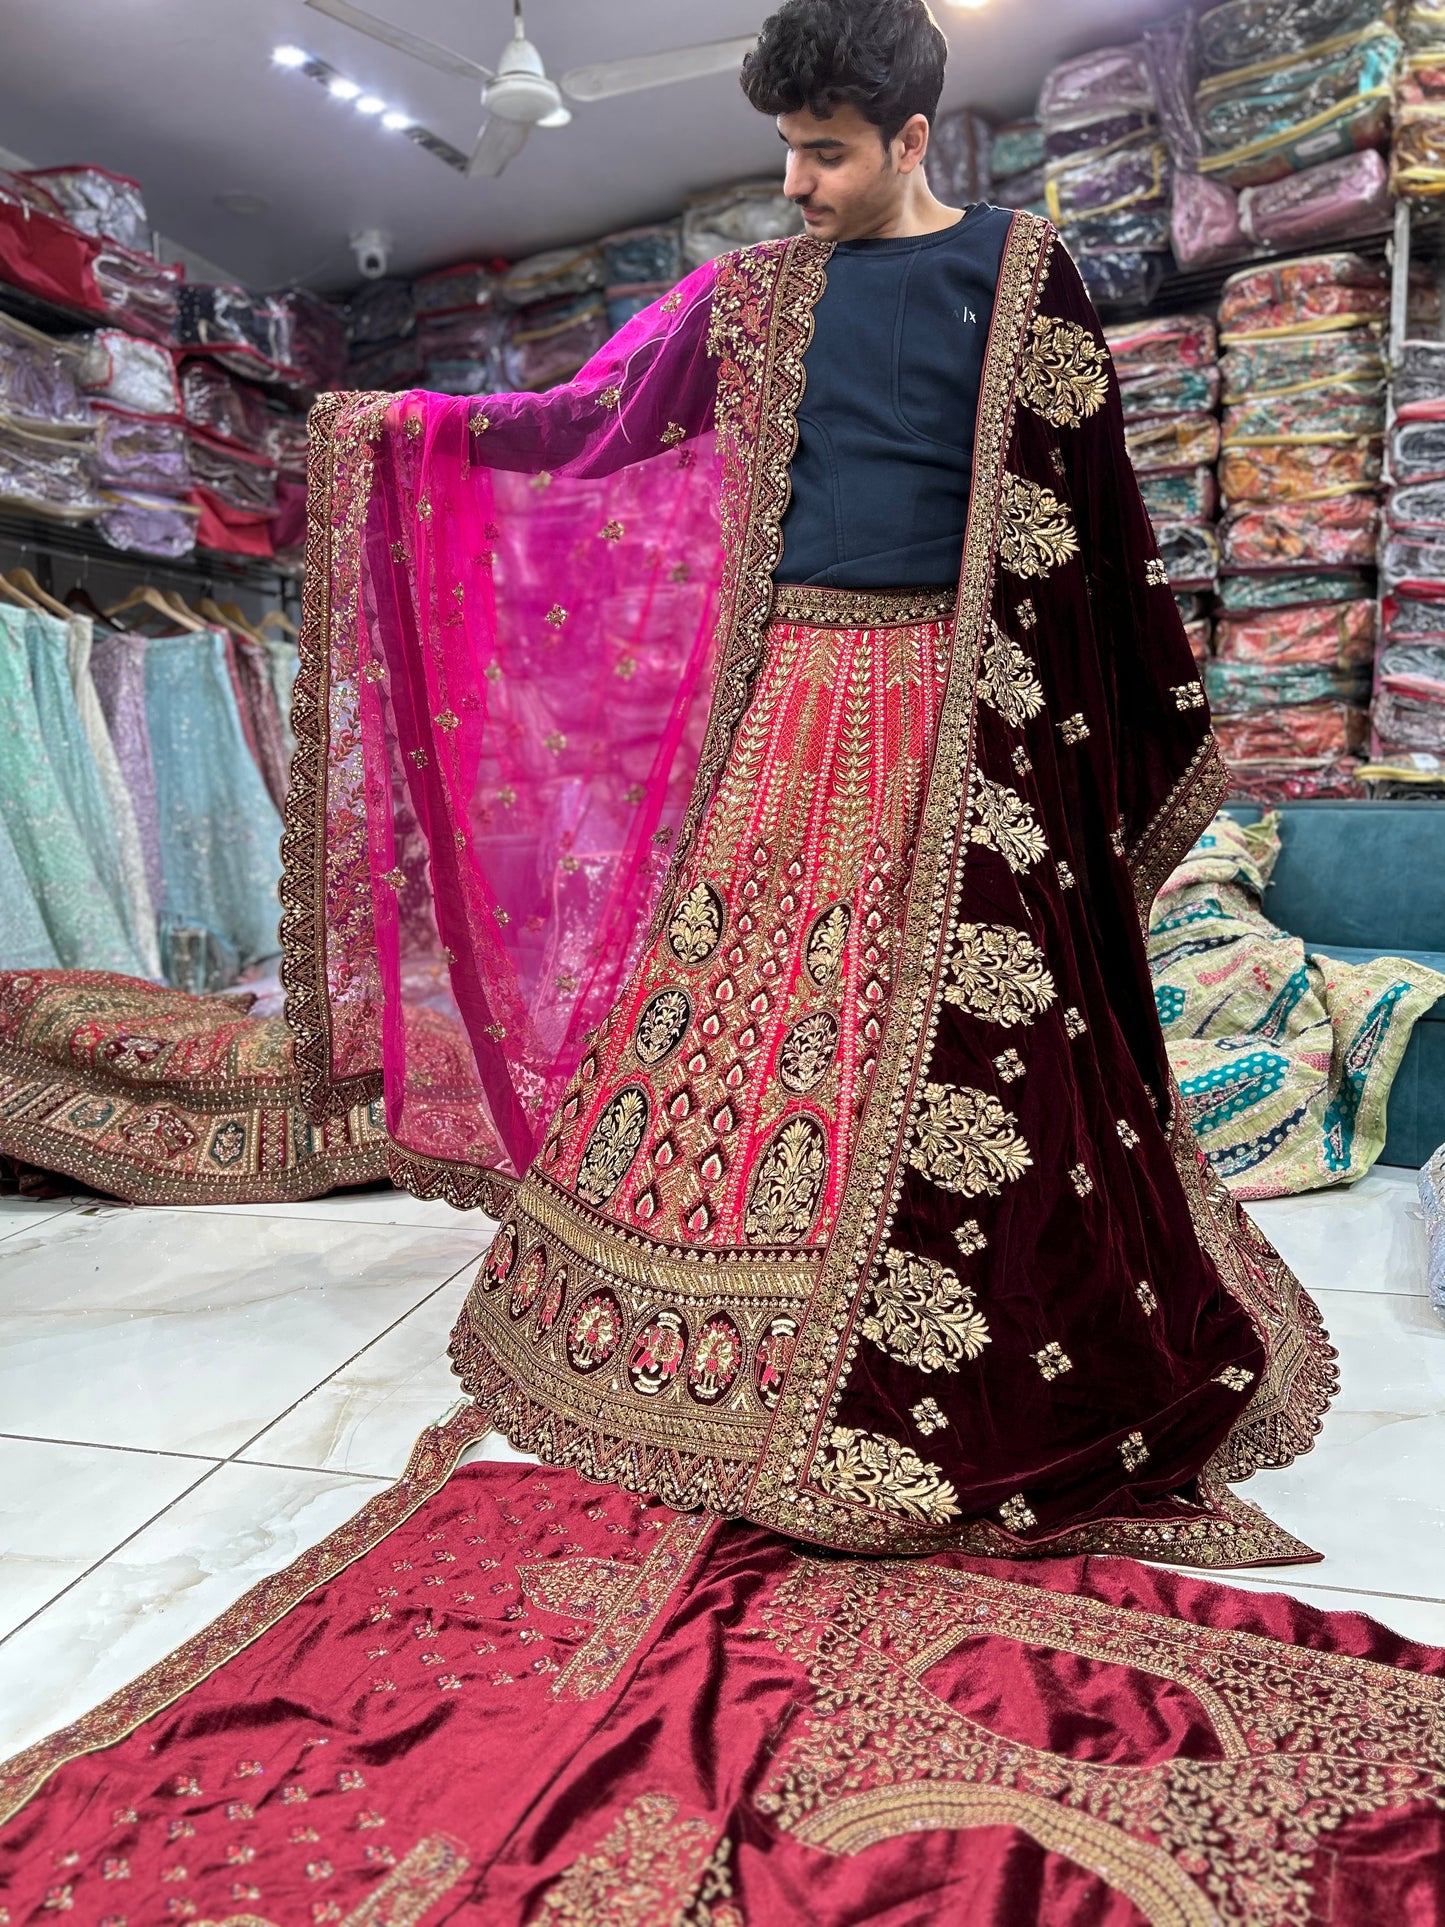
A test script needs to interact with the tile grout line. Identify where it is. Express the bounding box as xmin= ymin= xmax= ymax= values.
xmin=0 ymin=1433 xmax=223 ymax=1464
